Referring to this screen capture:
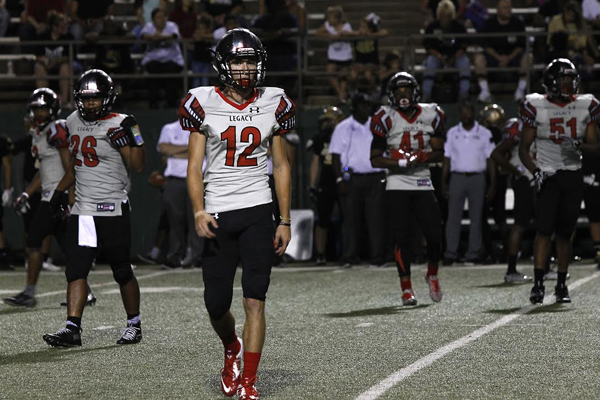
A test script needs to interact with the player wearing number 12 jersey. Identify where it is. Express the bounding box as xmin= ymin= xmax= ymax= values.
xmin=370 ymin=72 xmax=445 ymax=306
xmin=181 ymin=29 xmax=293 ymax=400
xmin=43 ymin=69 xmax=146 ymax=347
xmin=519 ymin=58 xmax=600 ymax=304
